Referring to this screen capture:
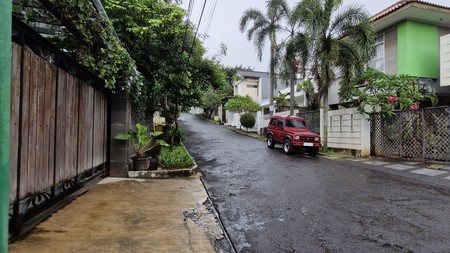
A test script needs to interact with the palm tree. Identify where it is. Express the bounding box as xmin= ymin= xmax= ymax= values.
xmin=274 ymin=2 xmax=310 ymax=116
xmin=293 ymin=0 xmax=375 ymax=148
xmin=239 ymin=0 xmax=288 ymax=116
xmin=283 ymin=32 xmax=309 ymax=115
